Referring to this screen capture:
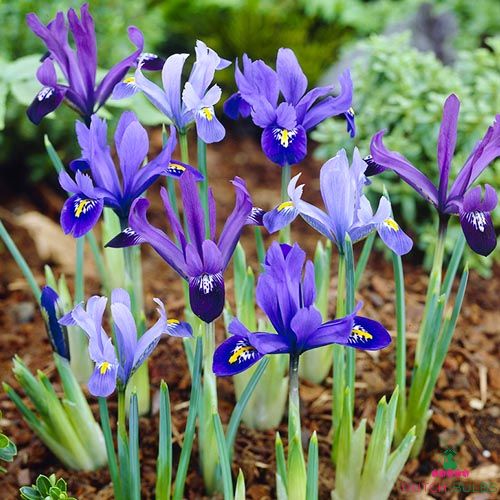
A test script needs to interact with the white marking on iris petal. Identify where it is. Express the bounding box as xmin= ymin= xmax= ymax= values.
xmin=273 ymin=127 xmax=297 ymax=148
xmin=199 ymin=274 xmax=215 ymax=294
xmin=347 ymin=107 xmax=355 ymax=117
xmin=465 ymin=211 xmax=487 ymax=232
xmin=229 ymin=339 xmax=257 ymax=364
xmin=348 ymin=324 xmax=373 ymax=344
xmin=38 ymin=87 xmax=54 ymax=101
